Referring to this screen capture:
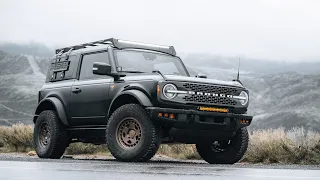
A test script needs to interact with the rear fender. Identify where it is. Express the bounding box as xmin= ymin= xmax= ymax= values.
xmin=34 ymin=97 xmax=68 ymax=126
